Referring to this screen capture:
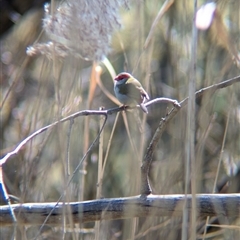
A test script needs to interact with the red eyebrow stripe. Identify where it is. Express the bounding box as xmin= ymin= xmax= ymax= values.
xmin=117 ymin=74 xmax=129 ymax=79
